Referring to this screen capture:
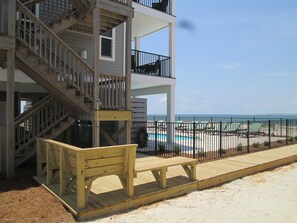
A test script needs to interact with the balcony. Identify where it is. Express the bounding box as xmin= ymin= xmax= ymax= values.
xmin=132 ymin=0 xmax=171 ymax=15
xmin=131 ymin=49 xmax=171 ymax=78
